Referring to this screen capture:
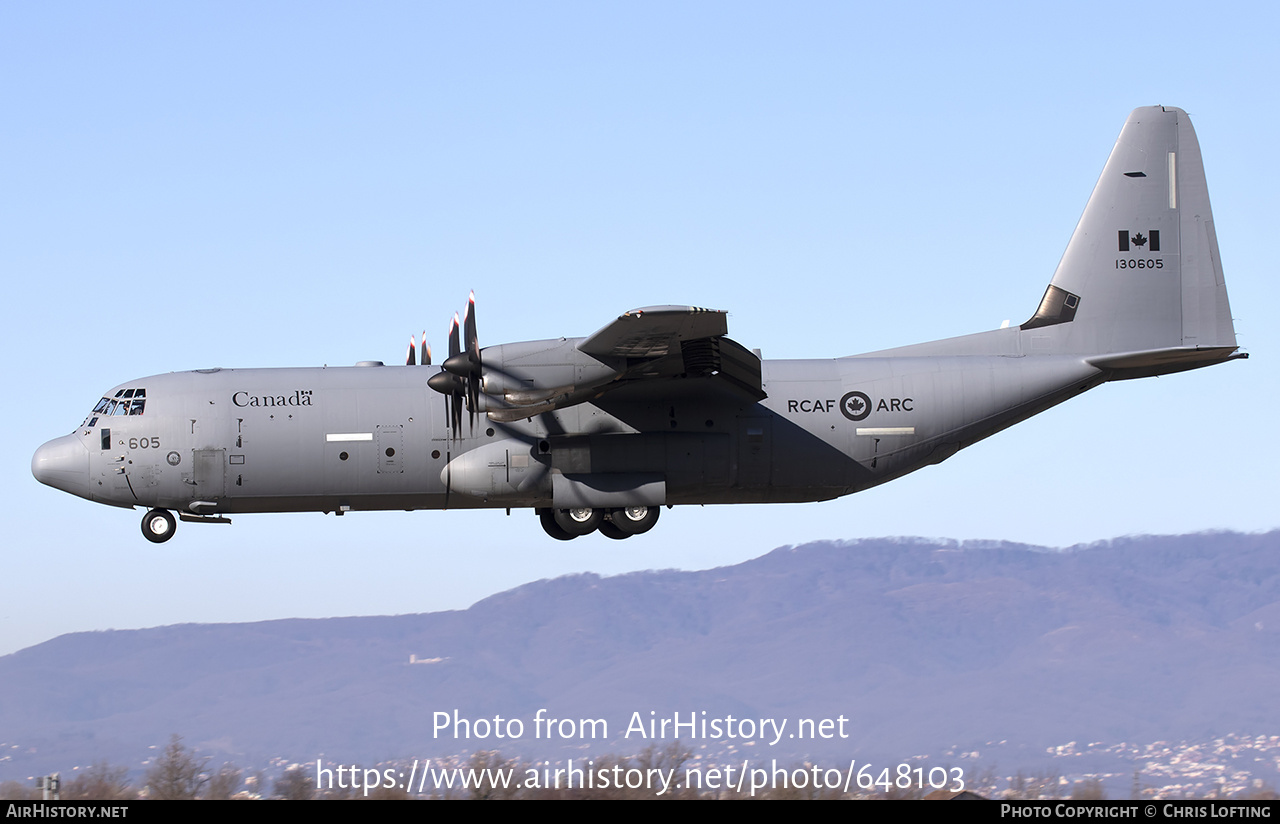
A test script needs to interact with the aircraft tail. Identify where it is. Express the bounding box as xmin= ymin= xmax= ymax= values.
xmin=1021 ymin=105 xmax=1240 ymax=376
